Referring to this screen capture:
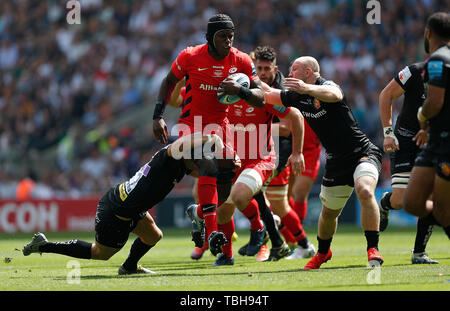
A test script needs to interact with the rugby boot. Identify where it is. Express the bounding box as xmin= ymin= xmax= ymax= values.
xmin=190 ymin=244 xmax=208 ymax=260
xmin=238 ymin=243 xmax=248 ymax=256
xmin=239 ymin=229 xmax=269 ymax=256
xmin=412 ymin=252 xmax=439 ymax=264
xmin=256 ymin=244 xmax=270 ymax=261
xmin=208 ymin=231 xmax=228 ymax=256
xmin=303 ymin=249 xmax=333 ymax=270
xmin=263 ymin=242 xmax=291 ymax=262
xmin=246 ymin=226 xmax=268 ymax=256
xmin=211 ymin=253 xmax=234 ymax=266
xmin=23 ymin=232 xmax=48 ymax=256
xmin=186 ymin=204 xmax=205 ymax=248
xmin=118 ymin=264 xmax=156 ymax=275
xmin=286 ymin=242 xmax=316 ymax=260
xmin=367 ymin=248 xmax=384 ymax=267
